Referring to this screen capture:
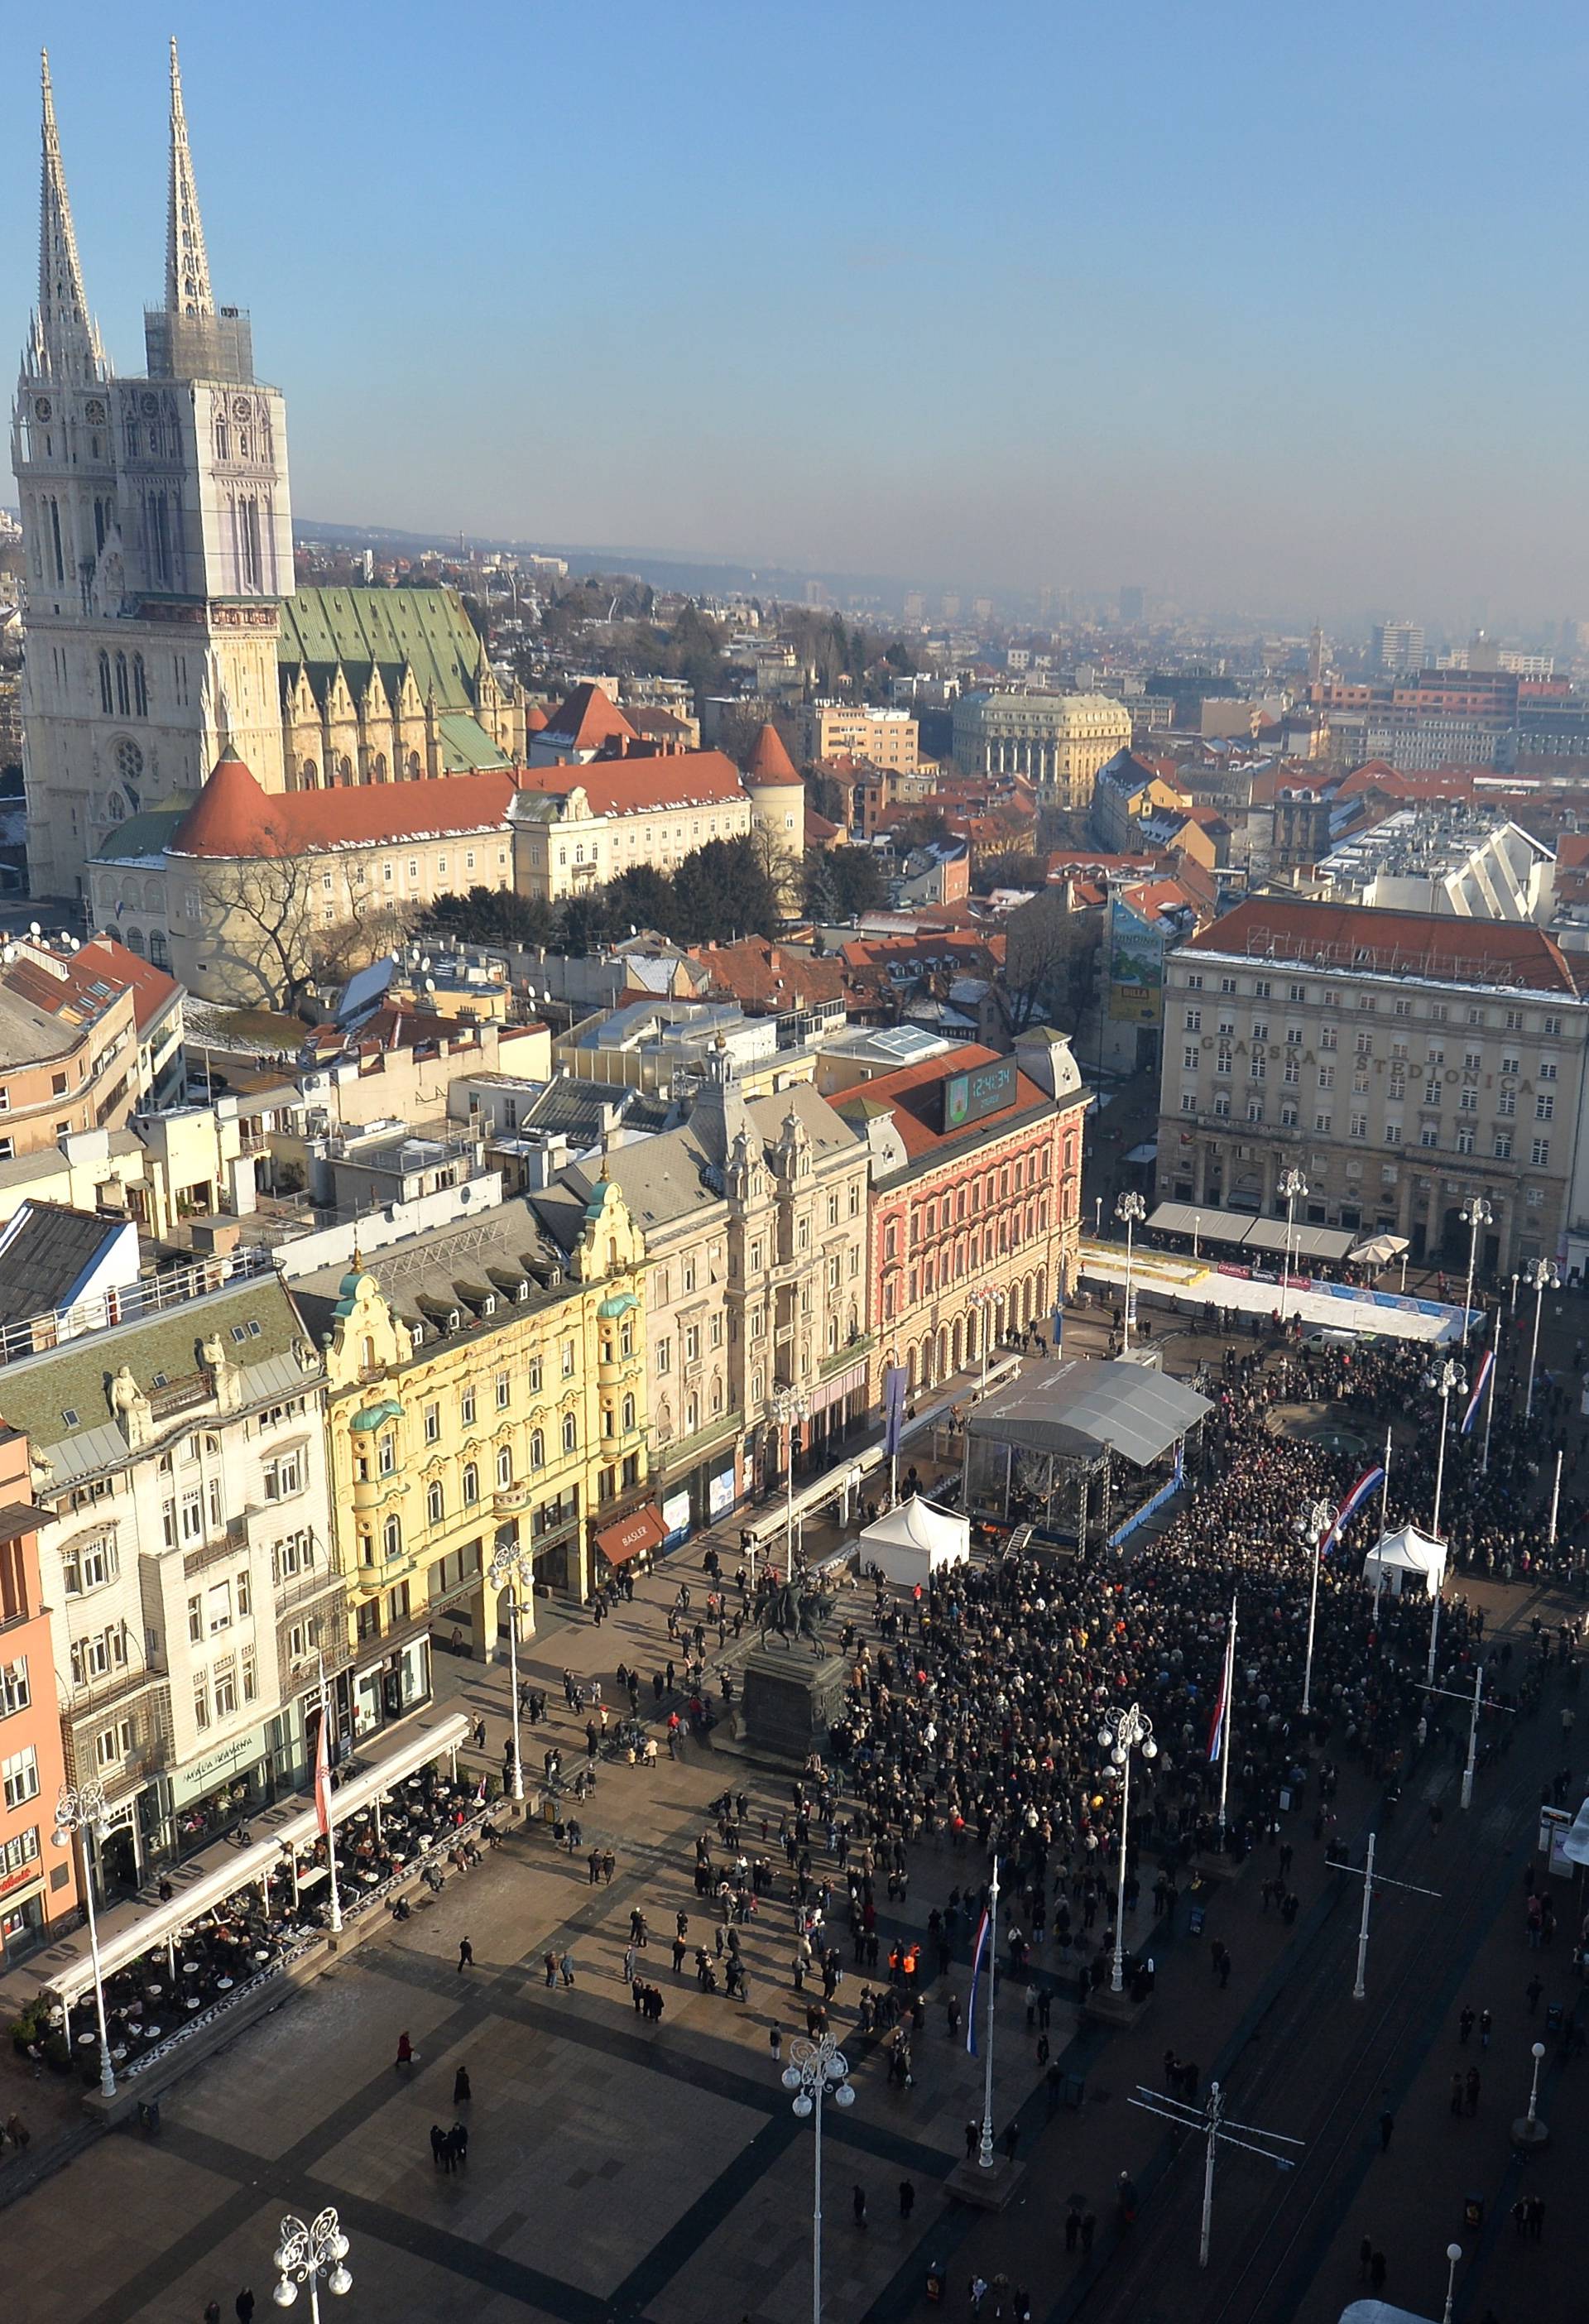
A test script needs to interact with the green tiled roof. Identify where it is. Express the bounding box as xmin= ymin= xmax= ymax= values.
xmin=94 ymin=804 xmax=190 ymax=862
xmin=437 ymin=712 xmax=511 ymax=771
xmin=277 ymin=585 xmax=484 ymax=709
